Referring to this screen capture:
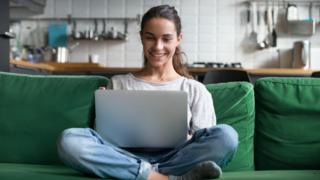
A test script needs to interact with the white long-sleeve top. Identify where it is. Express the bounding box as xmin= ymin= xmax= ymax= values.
xmin=108 ymin=73 xmax=216 ymax=134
